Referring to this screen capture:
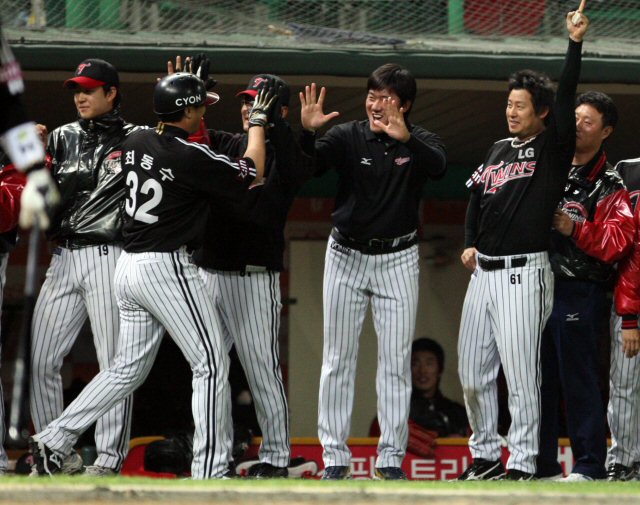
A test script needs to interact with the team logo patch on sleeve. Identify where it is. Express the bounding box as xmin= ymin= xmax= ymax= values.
xmin=561 ymin=201 xmax=587 ymax=222
xmin=103 ymin=150 xmax=123 ymax=174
